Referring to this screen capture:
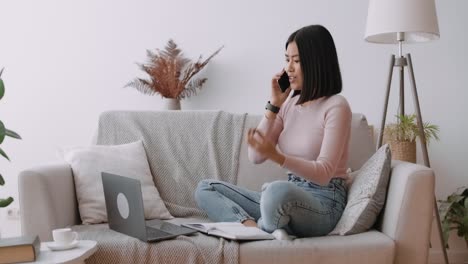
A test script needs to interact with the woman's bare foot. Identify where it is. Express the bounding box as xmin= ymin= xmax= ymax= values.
xmin=242 ymin=219 xmax=257 ymax=227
